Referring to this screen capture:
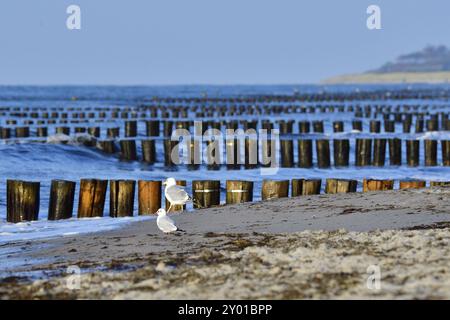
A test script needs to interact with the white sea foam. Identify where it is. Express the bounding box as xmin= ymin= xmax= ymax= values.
xmin=0 ymin=216 xmax=154 ymax=244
